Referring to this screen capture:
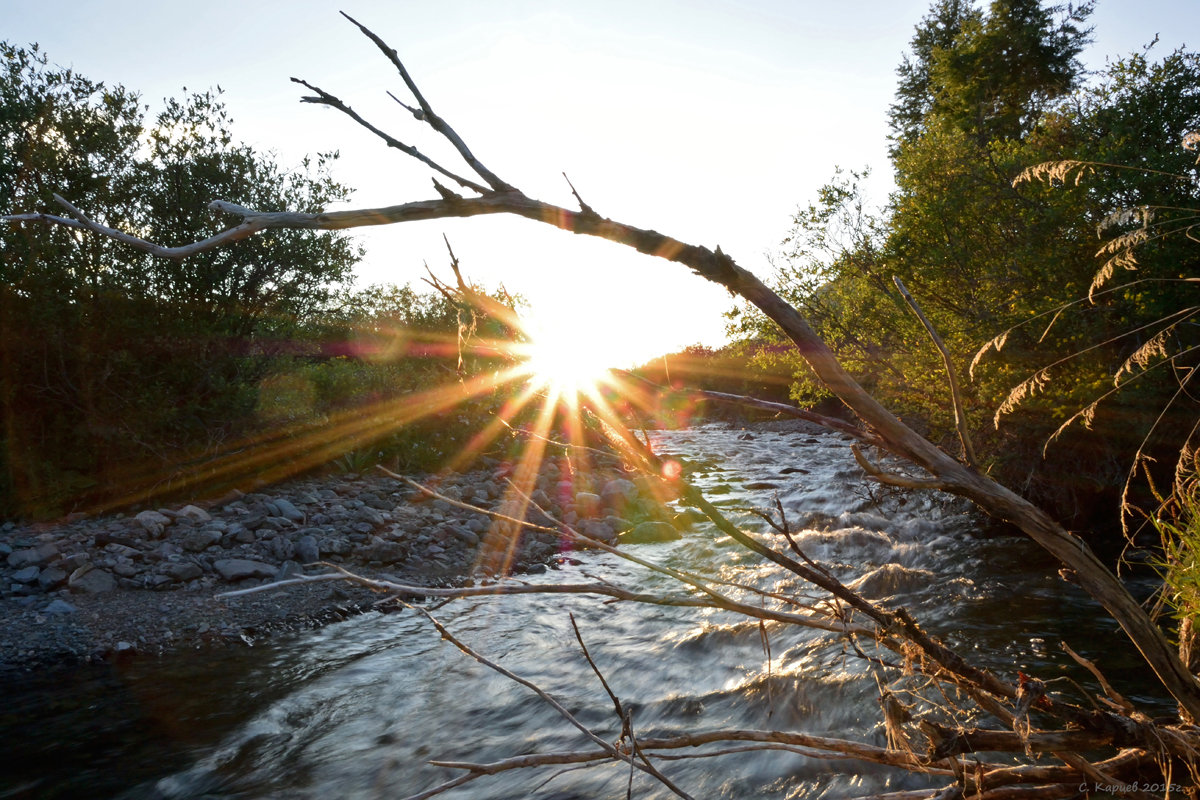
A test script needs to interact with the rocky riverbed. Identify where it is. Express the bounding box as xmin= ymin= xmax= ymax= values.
xmin=0 ymin=454 xmax=694 ymax=673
